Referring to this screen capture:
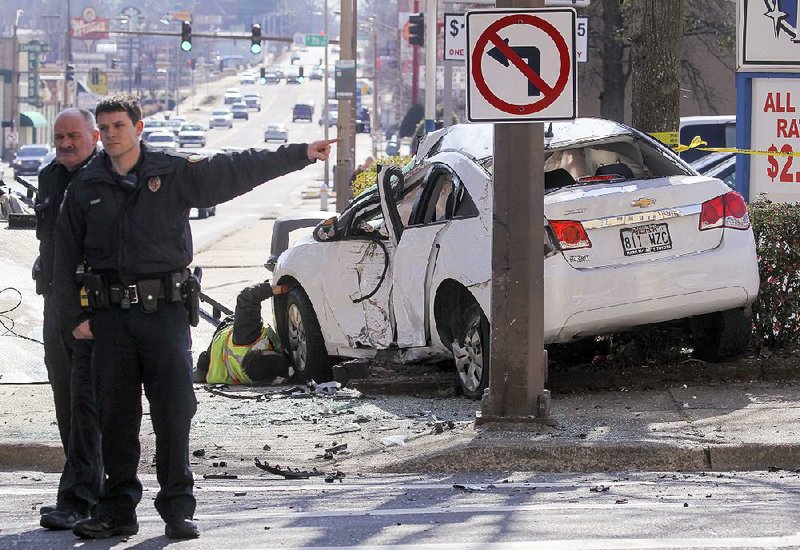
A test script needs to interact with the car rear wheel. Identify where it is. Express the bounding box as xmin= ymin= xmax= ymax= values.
xmin=691 ymin=307 xmax=752 ymax=362
xmin=280 ymin=288 xmax=332 ymax=383
xmin=452 ymin=303 xmax=490 ymax=399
